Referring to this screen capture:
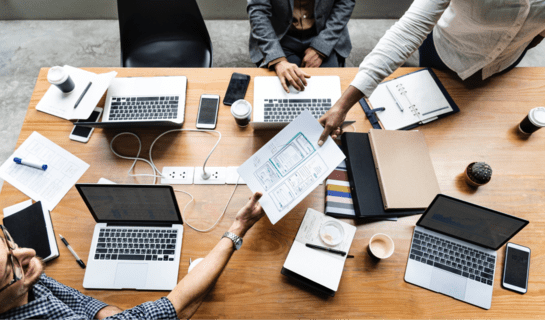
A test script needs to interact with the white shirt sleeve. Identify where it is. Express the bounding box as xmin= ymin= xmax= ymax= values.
xmin=350 ymin=0 xmax=451 ymax=97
